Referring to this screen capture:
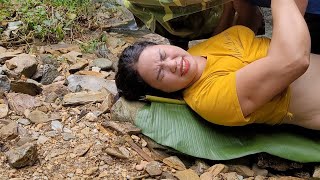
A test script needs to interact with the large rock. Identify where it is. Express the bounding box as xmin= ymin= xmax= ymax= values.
xmin=5 ymin=54 xmax=38 ymax=78
xmin=66 ymin=75 xmax=117 ymax=95
xmin=10 ymin=80 xmax=42 ymax=96
xmin=110 ymin=97 xmax=145 ymax=123
xmin=40 ymin=64 xmax=60 ymax=85
xmin=6 ymin=93 xmax=41 ymax=115
xmin=5 ymin=142 xmax=38 ymax=168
